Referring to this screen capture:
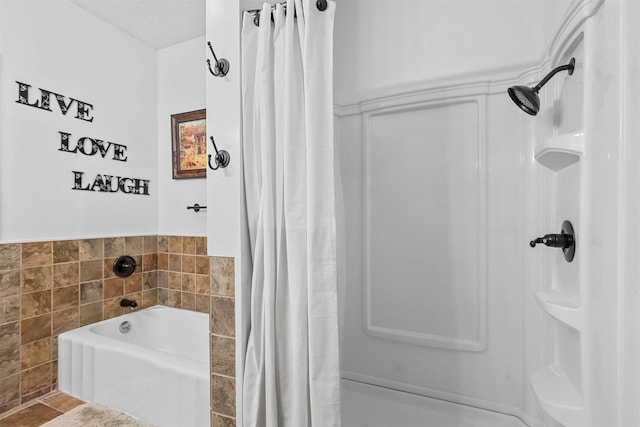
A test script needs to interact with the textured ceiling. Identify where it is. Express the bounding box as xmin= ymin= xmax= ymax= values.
xmin=68 ymin=0 xmax=206 ymax=50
